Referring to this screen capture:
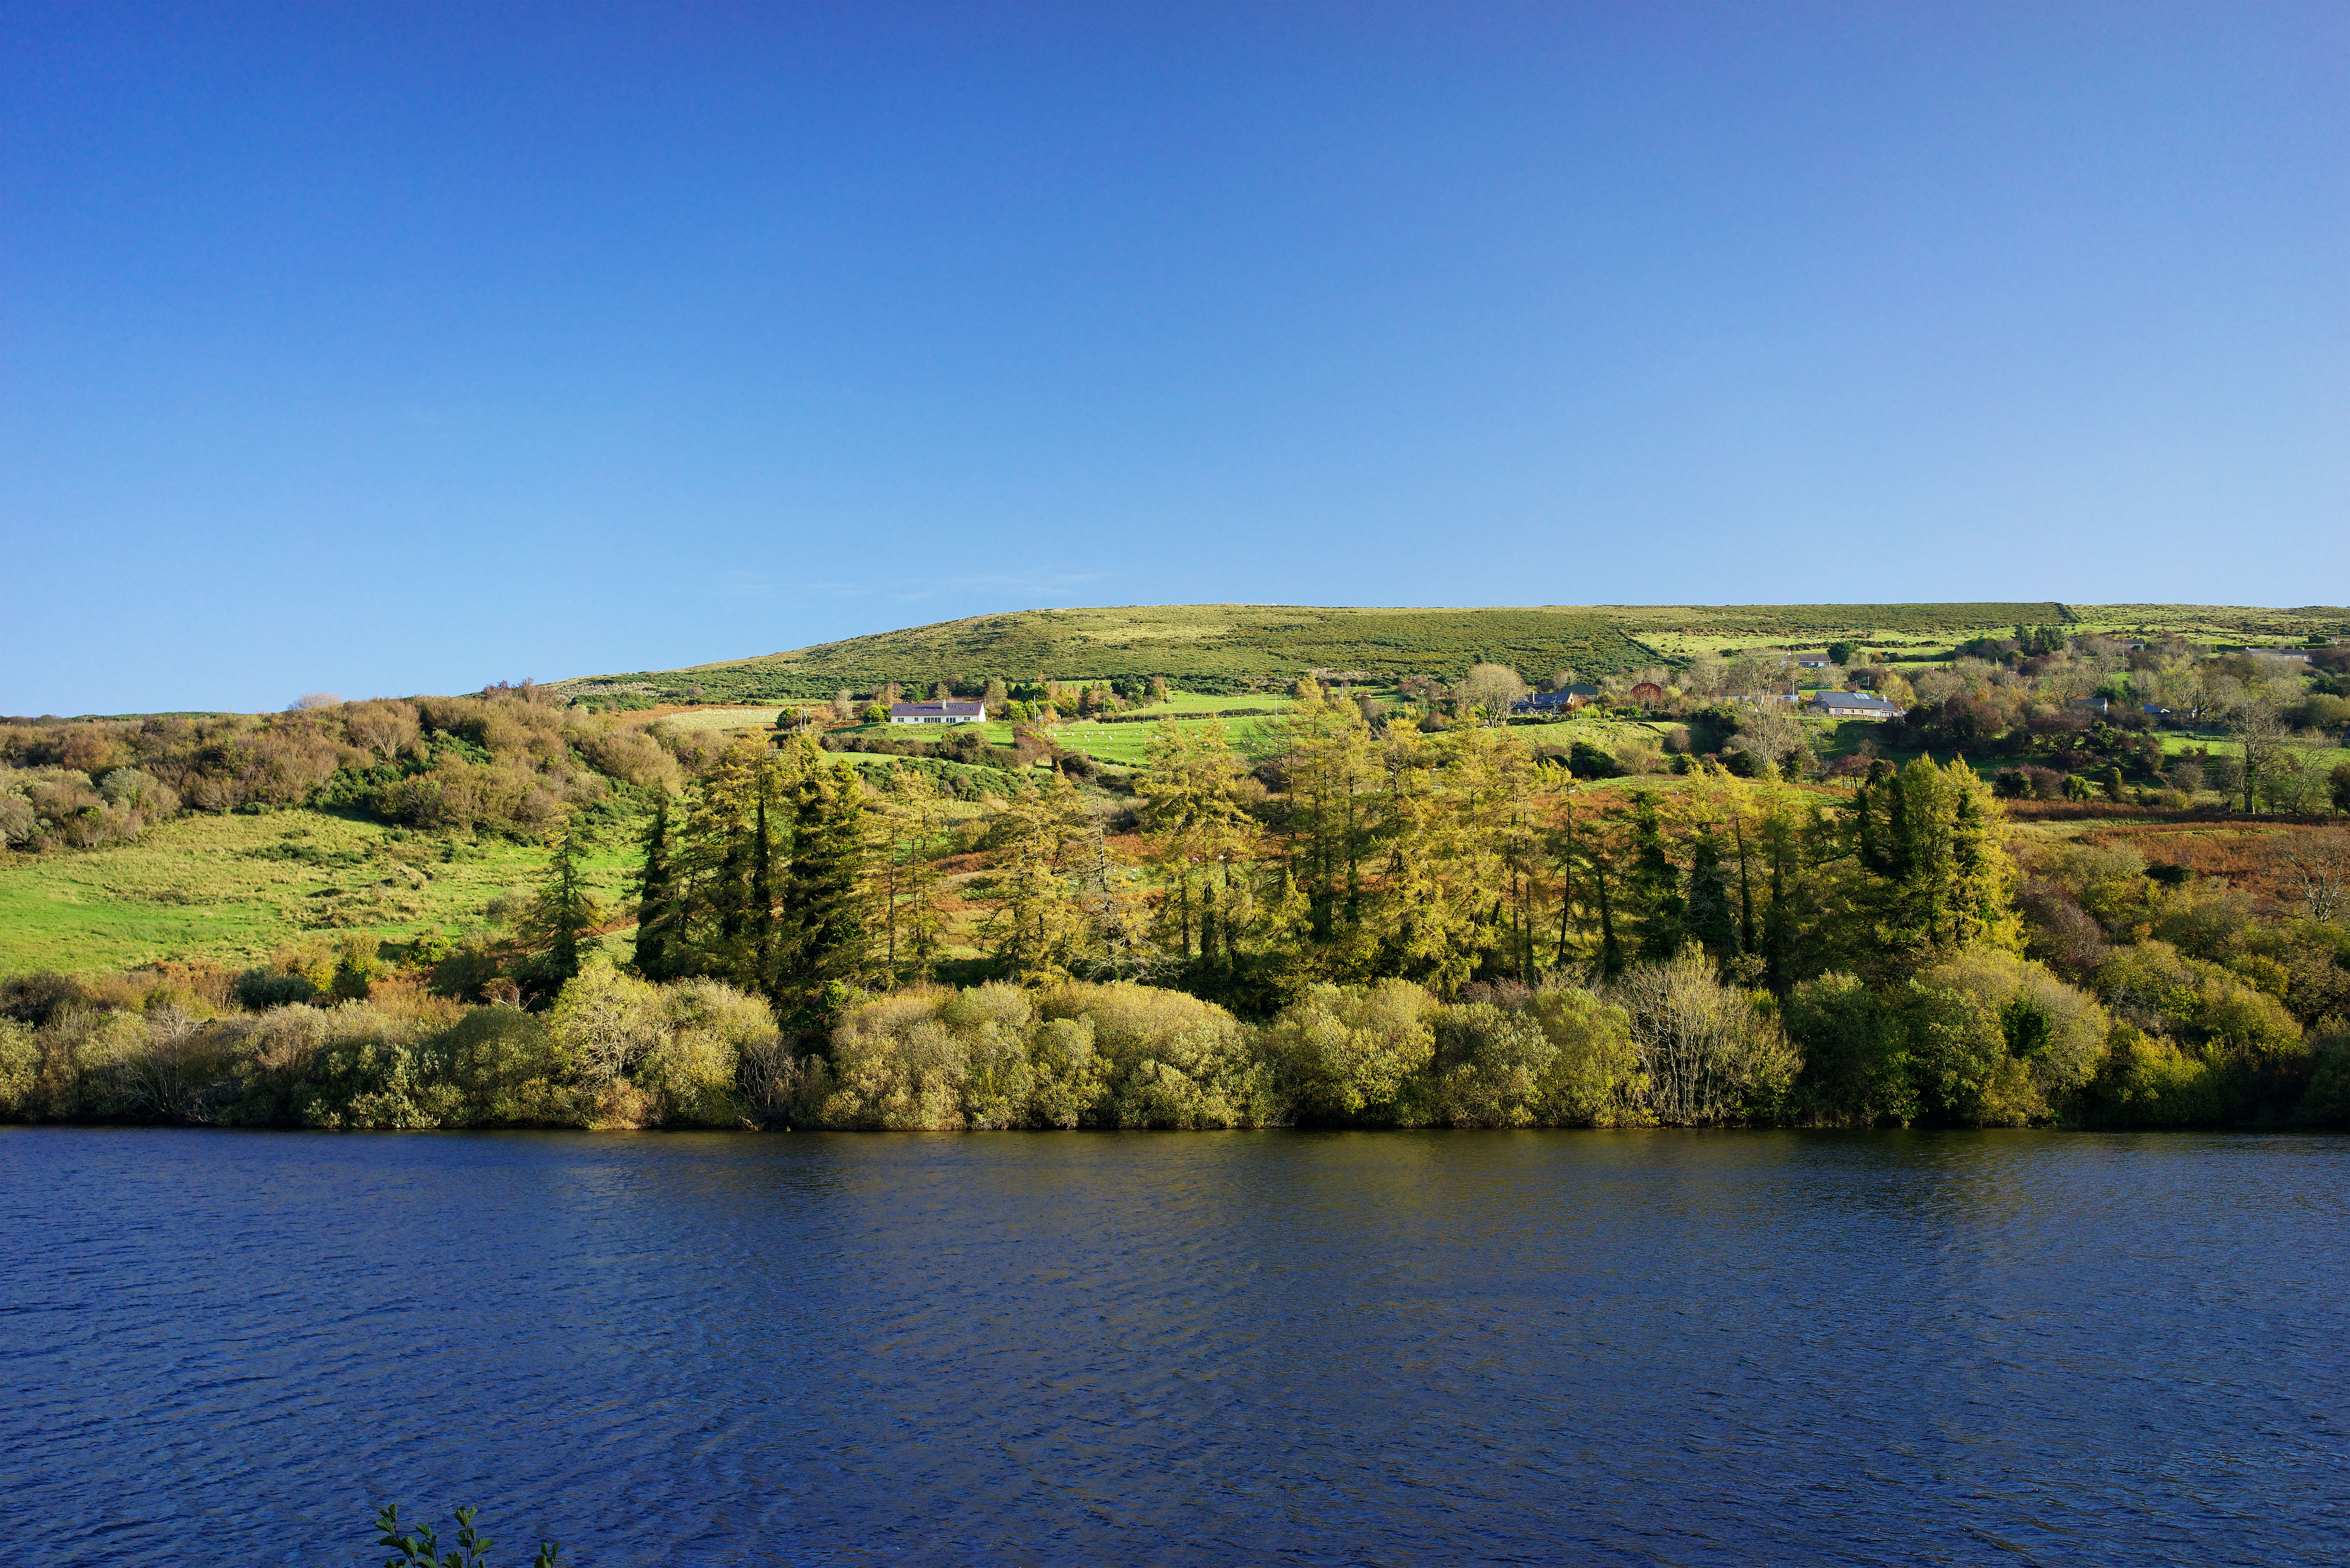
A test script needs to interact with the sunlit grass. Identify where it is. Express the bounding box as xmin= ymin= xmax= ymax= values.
xmin=0 ymin=810 xmax=638 ymax=976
